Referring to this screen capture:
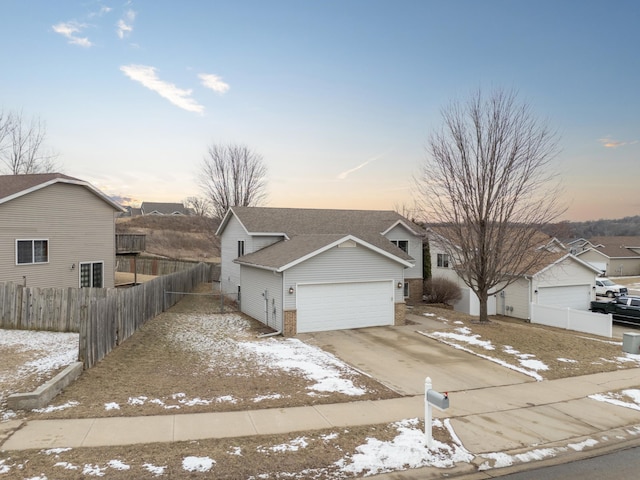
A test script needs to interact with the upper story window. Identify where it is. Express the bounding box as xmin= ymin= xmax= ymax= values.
xmin=16 ymin=239 xmax=49 ymax=265
xmin=391 ymin=240 xmax=409 ymax=253
xmin=237 ymin=240 xmax=245 ymax=257
xmin=437 ymin=253 xmax=450 ymax=268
